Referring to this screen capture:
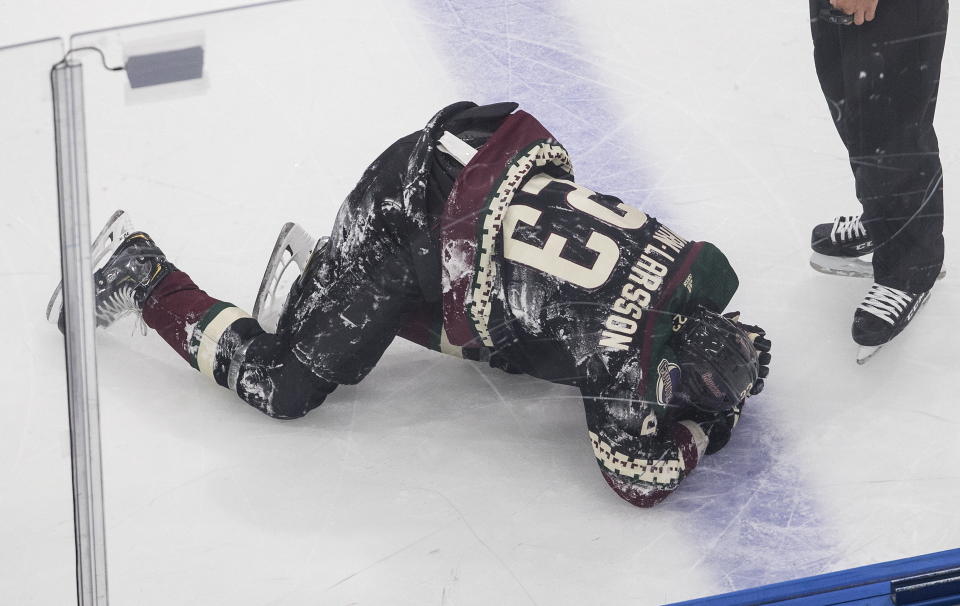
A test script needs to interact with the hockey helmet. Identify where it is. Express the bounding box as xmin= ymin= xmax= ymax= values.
xmin=674 ymin=308 xmax=759 ymax=412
